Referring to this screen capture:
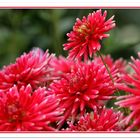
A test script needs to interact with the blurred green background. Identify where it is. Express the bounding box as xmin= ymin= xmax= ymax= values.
xmin=0 ymin=9 xmax=140 ymax=68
